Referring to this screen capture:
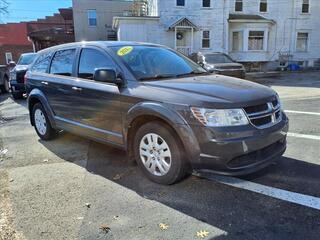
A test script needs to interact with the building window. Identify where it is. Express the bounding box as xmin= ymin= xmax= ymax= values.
xmin=202 ymin=30 xmax=210 ymax=48
xmin=296 ymin=33 xmax=308 ymax=52
xmin=202 ymin=0 xmax=211 ymax=8
xmin=248 ymin=31 xmax=264 ymax=51
xmin=260 ymin=0 xmax=267 ymax=12
xmin=232 ymin=31 xmax=243 ymax=51
xmin=176 ymin=0 xmax=185 ymax=6
xmin=5 ymin=52 xmax=13 ymax=64
xmin=87 ymin=10 xmax=97 ymax=26
xmin=302 ymin=0 xmax=309 ymax=13
xmin=235 ymin=0 xmax=243 ymax=12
